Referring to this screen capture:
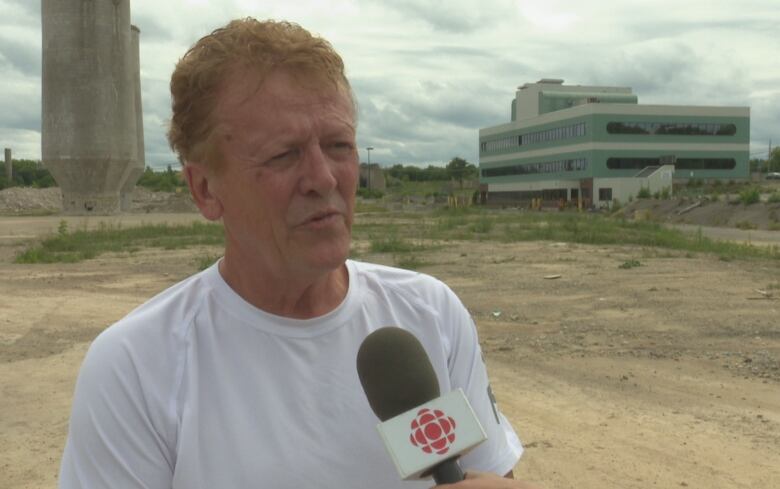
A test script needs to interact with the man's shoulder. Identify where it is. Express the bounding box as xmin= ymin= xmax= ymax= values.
xmin=89 ymin=264 xmax=218 ymax=360
xmin=349 ymin=259 xmax=461 ymax=312
xmin=351 ymin=260 xmax=448 ymax=291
